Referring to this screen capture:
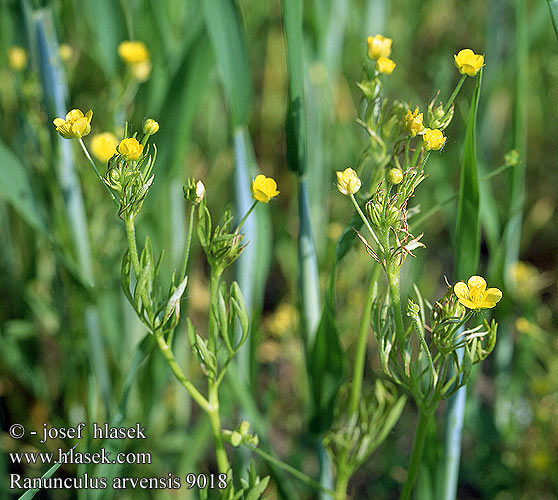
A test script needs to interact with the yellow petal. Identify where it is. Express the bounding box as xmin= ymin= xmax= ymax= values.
xmin=453 ymin=282 xmax=469 ymax=301
xmin=485 ymin=287 xmax=502 ymax=304
xmin=65 ymin=109 xmax=84 ymax=122
xmin=467 ymin=276 xmax=486 ymax=292
xmin=457 ymin=297 xmax=477 ymax=309
xmin=85 ymin=109 xmax=93 ymax=123
xmin=53 ymin=118 xmax=66 ymax=126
